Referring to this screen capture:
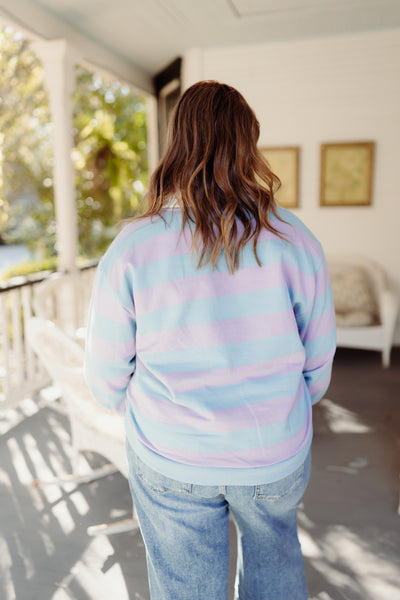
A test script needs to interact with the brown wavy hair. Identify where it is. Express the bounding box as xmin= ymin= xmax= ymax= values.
xmin=140 ymin=80 xmax=284 ymax=273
